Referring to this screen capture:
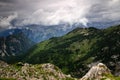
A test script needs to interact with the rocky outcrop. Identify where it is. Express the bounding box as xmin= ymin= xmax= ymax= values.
xmin=80 ymin=63 xmax=111 ymax=80
xmin=0 ymin=61 xmax=74 ymax=80
xmin=0 ymin=61 xmax=119 ymax=80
